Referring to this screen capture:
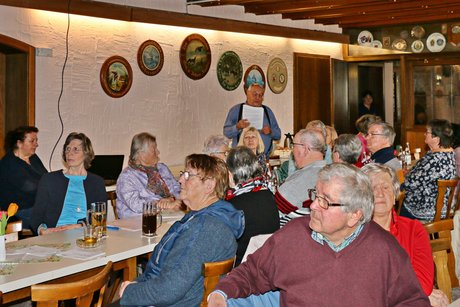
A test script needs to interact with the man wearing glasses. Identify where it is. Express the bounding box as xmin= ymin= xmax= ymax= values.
xmin=365 ymin=121 xmax=401 ymax=171
xmin=208 ymin=163 xmax=429 ymax=306
xmin=275 ymin=128 xmax=326 ymax=226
